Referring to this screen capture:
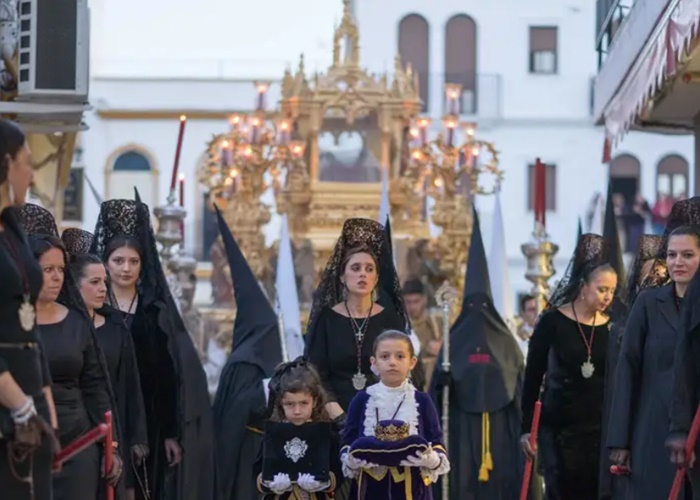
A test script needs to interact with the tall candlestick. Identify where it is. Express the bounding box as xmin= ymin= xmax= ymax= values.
xmin=179 ymin=174 xmax=185 ymax=207
xmin=170 ymin=115 xmax=187 ymax=194
xmin=534 ymin=158 xmax=546 ymax=232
